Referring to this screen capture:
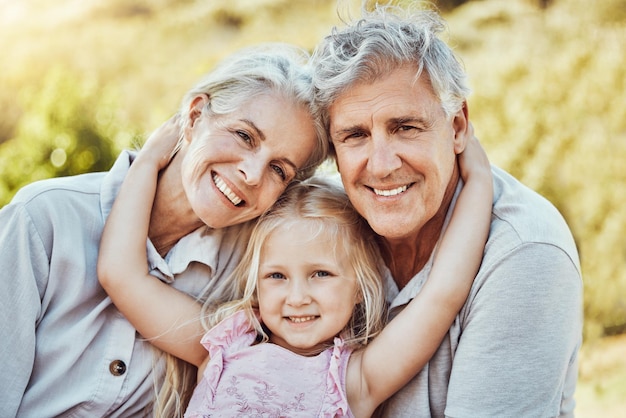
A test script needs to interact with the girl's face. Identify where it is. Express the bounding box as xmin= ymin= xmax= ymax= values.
xmin=180 ymin=93 xmax=318 ymax=229
xmin=257 ymin=220 xmax=360 ymax=356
